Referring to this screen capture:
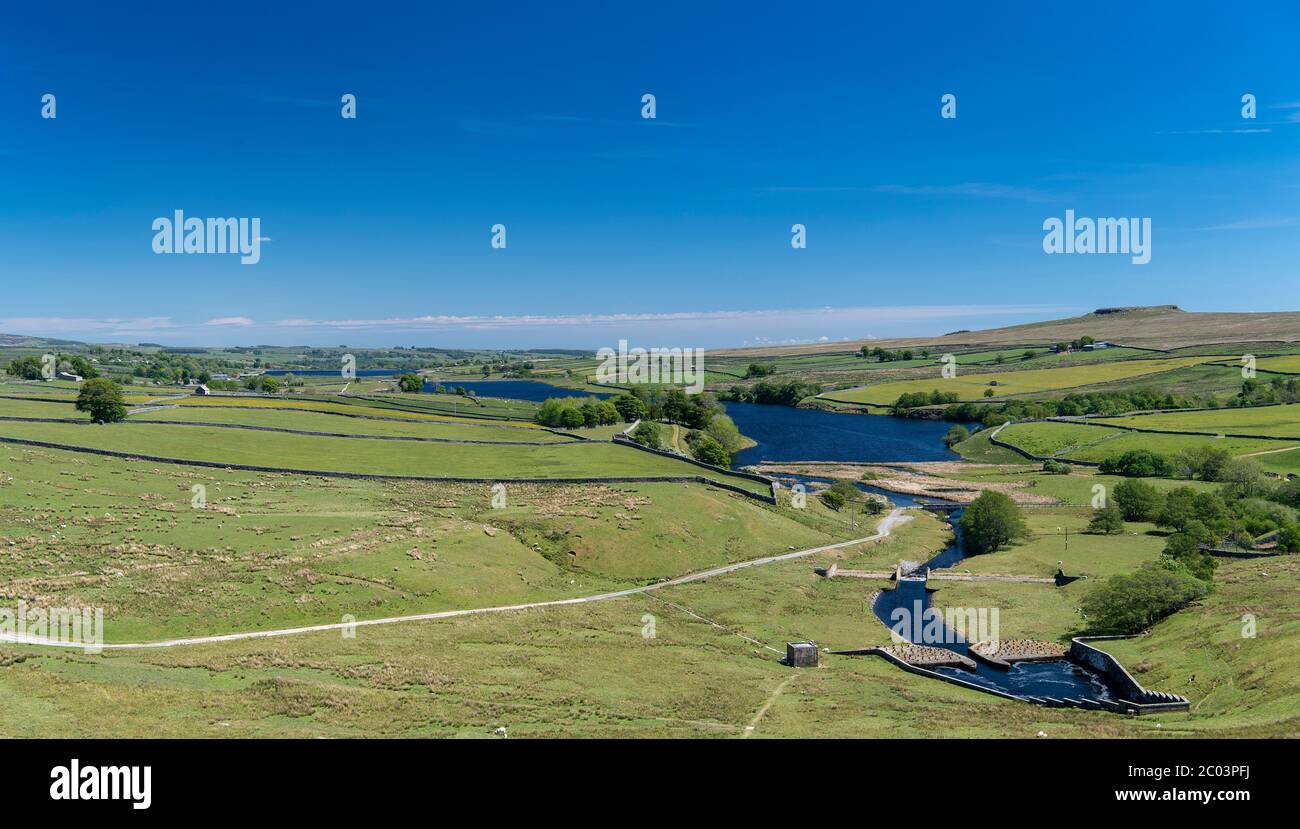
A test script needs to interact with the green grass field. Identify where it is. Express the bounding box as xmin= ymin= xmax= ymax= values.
xmin=0 ymin=443 xmax=845 ymax=641
xmin=827 ymin=356 xmax=1231 ymax=405
xmin=3 ymin=504 xmax=1293 ymax=737
xmin=1252 ymin=355 xmax=1300 ymax=374
xmin=128 ymin=404 xmax=575 ymax=441
xmin=994 ymin=421 xmax=1299 ymax=469
xmin=1097 ymin=403 xmax=1300 ymax=438
xmin=0 ymin=419 xmax=771 ymax=493
xmin=947 ymin=507 xmax=1166 ymax=579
